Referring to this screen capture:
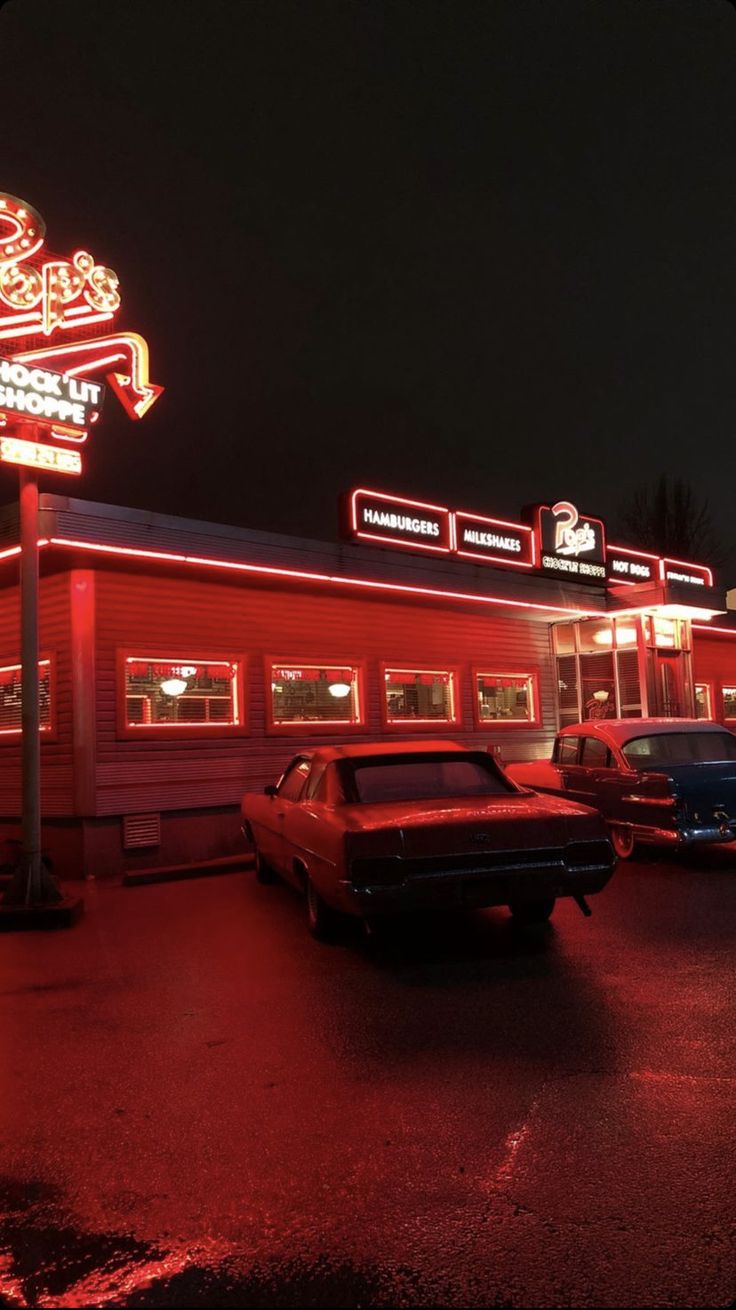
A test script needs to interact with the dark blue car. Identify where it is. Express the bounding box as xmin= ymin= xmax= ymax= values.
xmin=507 ymin=719 xmax=736 ymax=859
